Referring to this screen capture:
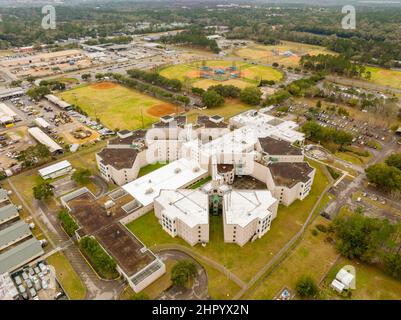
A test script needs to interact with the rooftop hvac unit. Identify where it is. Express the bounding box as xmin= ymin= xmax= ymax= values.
xmin=193 ymin=167 xmax=200 ymax=172
xmin=104 ymin=200 xmax=115 ymax=209
xmin=174 ymin=168 xmax=181 ymax=174
xmin=145 ymin=188 xmax=154 ymax=195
